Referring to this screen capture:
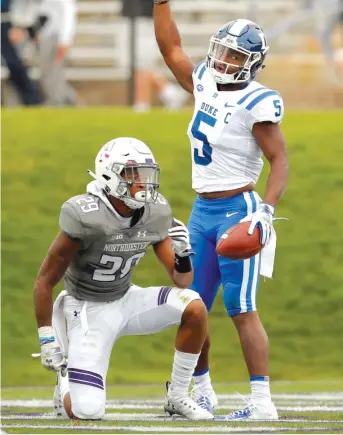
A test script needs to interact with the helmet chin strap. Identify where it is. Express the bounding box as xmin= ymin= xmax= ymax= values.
xmin=87 ymin=169 xmax=105 ymax=186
